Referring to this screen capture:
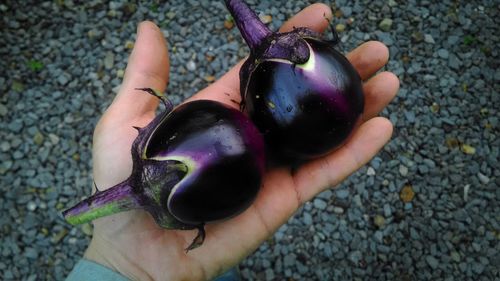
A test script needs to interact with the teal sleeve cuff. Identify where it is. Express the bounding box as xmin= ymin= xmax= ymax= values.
xmin=66 ymin=259 xmax=130 ymax=281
